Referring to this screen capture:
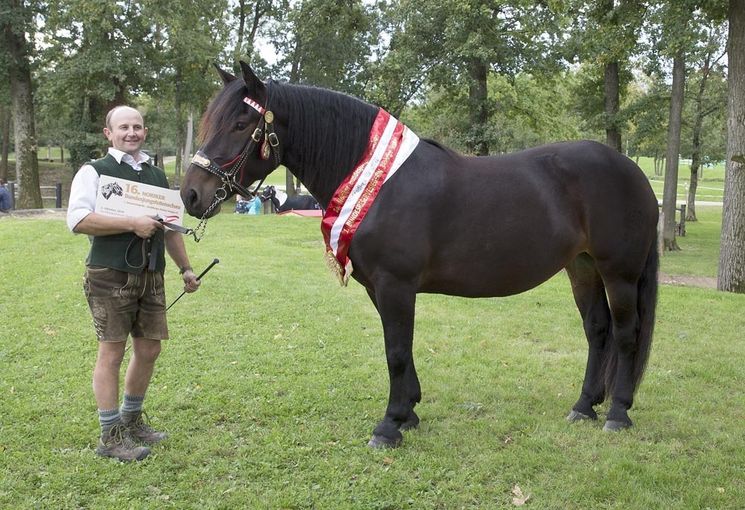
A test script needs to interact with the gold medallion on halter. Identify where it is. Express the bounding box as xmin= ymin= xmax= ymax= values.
xmin=264 ymin=110 xmax=274 ymax=124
